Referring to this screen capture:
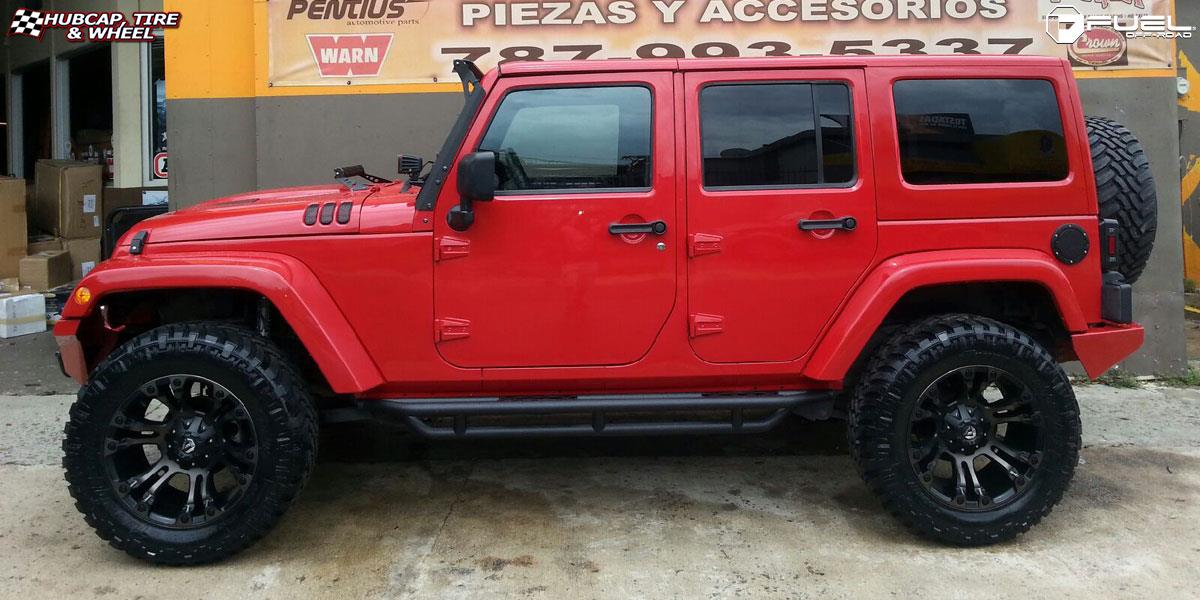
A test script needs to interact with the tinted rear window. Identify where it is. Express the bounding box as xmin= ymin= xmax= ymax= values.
xmin=700 ymin=83 xmax=855 ymax=188
xmin=893 ymin=79 xmax=1068 ymax=185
